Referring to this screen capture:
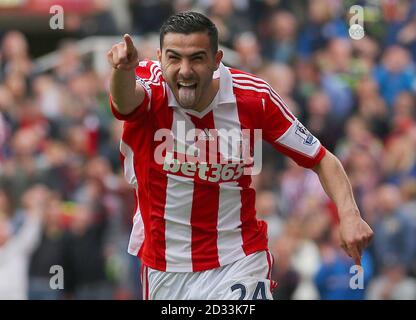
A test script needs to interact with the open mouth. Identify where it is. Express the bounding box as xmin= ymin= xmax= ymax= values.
xmin=177 ymin=81 xmax=197 ymax=90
